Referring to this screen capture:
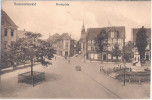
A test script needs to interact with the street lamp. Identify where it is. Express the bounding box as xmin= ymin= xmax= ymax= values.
xmin=123 ymin=30 xmax=126 ymax=86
